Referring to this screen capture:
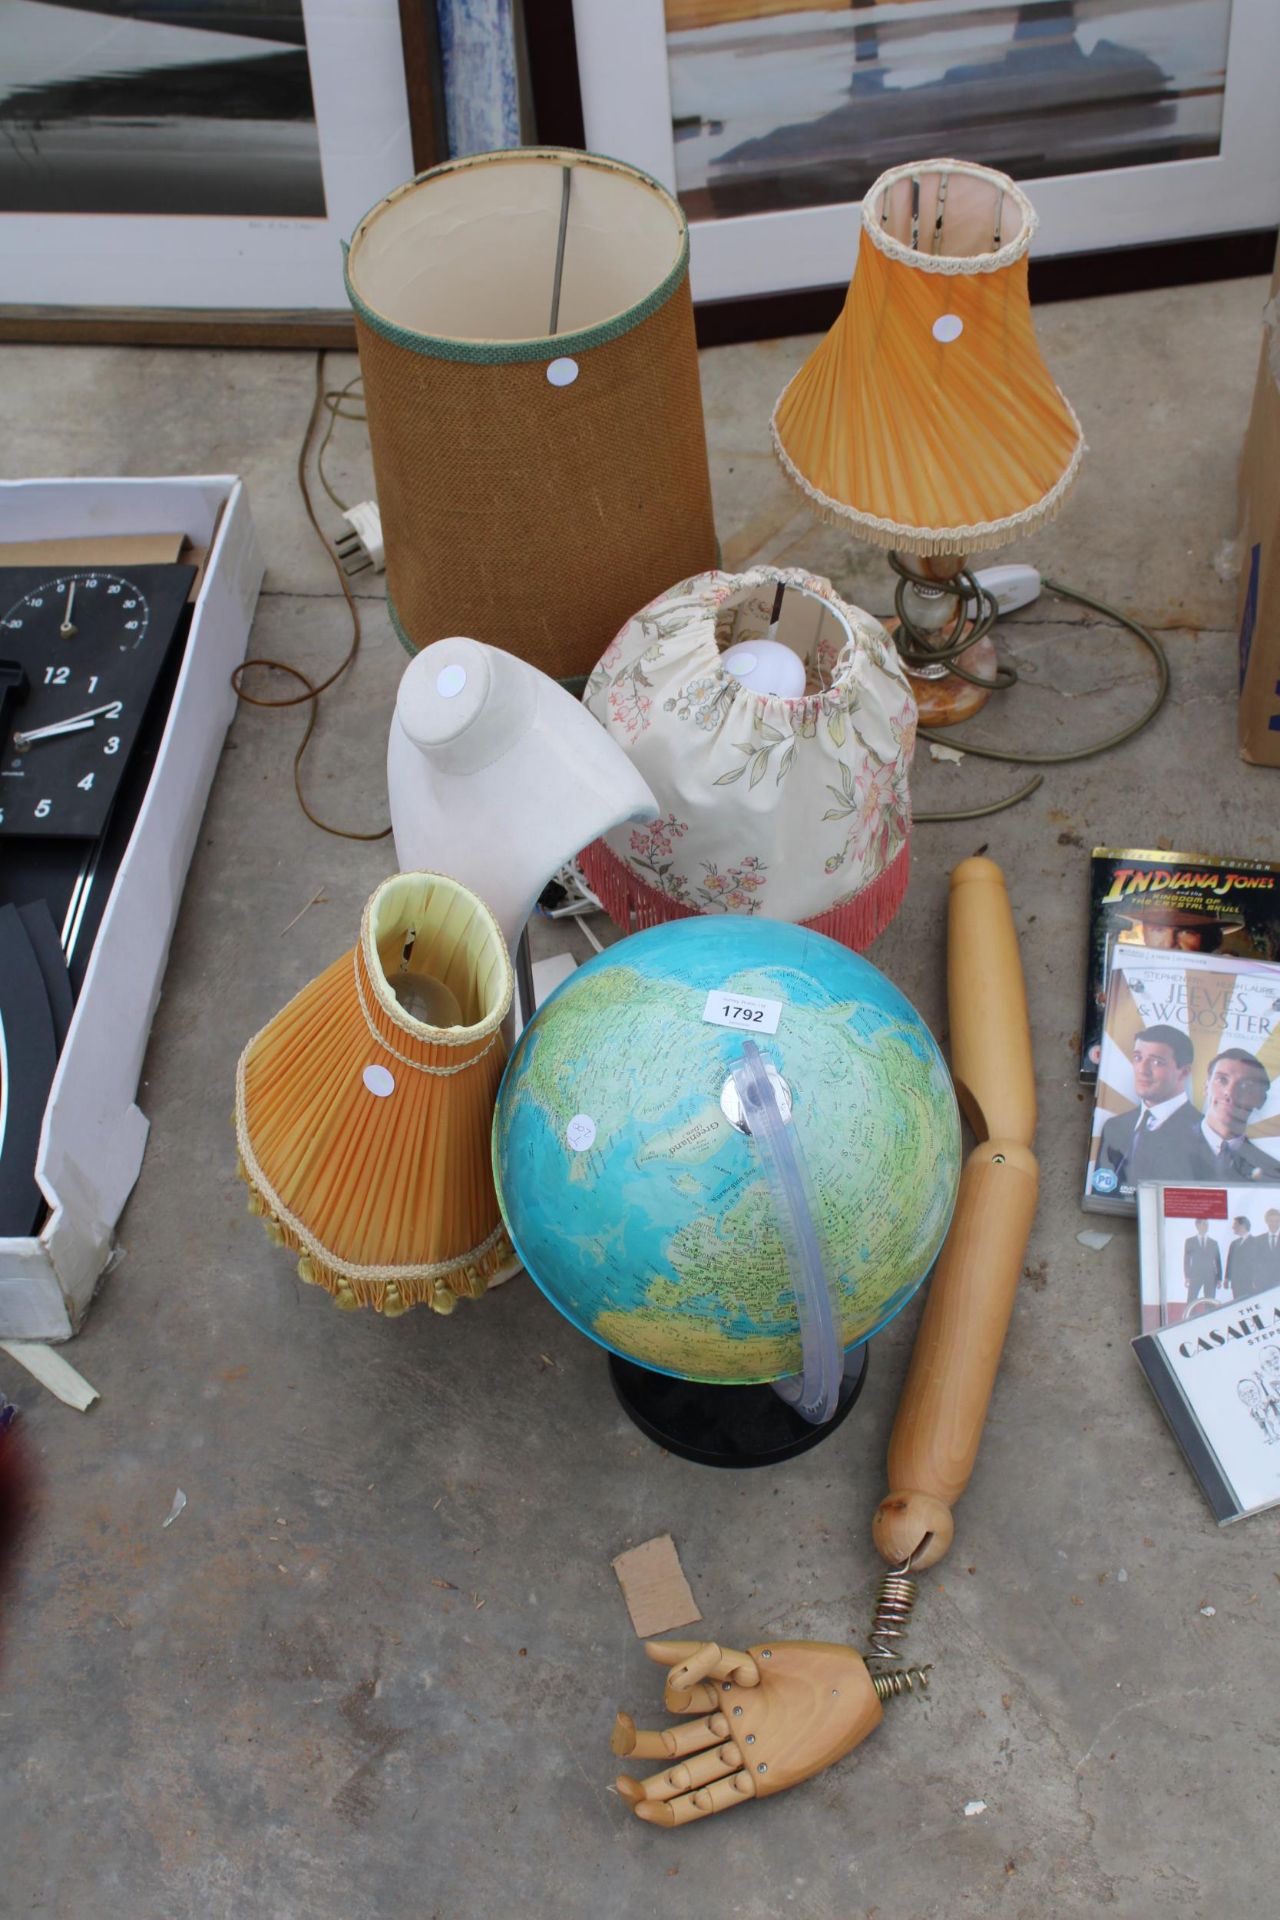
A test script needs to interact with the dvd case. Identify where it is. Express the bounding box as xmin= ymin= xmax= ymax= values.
xmin=1083 ymin=947 xmax=1280 ymax=1215
xmin=1081 ymin=849 xmax=1280 ymax=1079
